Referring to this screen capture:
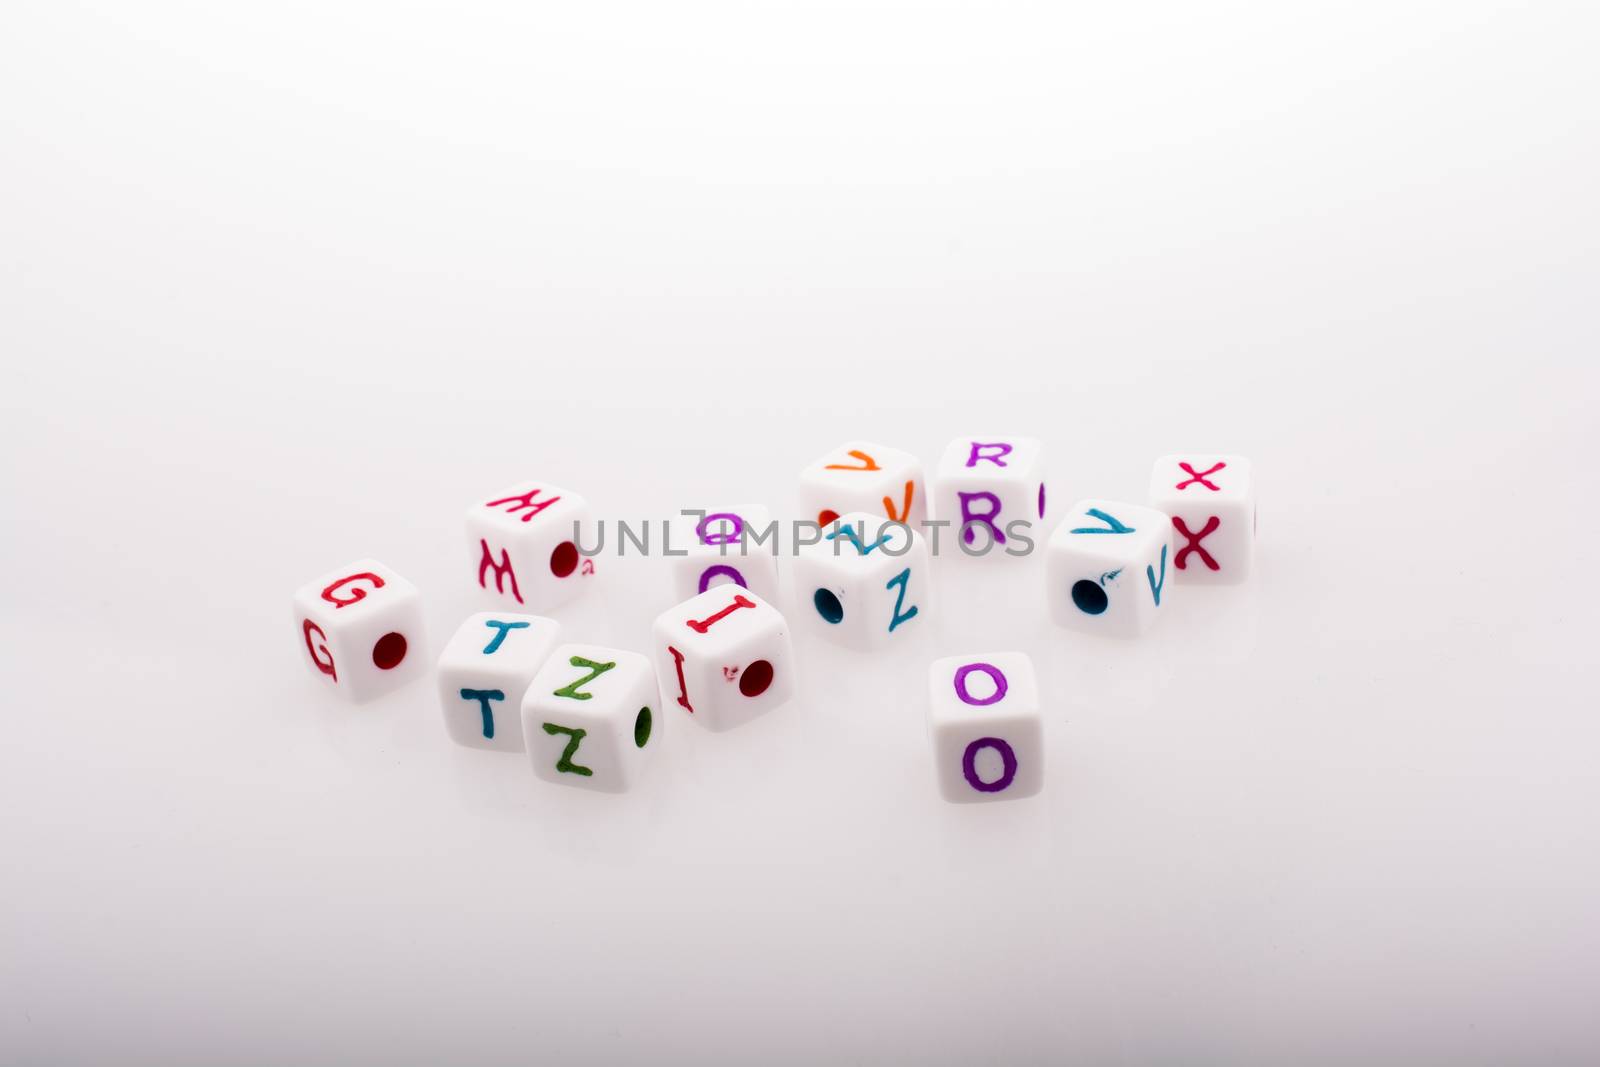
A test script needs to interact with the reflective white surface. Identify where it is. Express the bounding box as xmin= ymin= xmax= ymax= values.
xmin=2 ymin=2 xmax=1597 ymax=1062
